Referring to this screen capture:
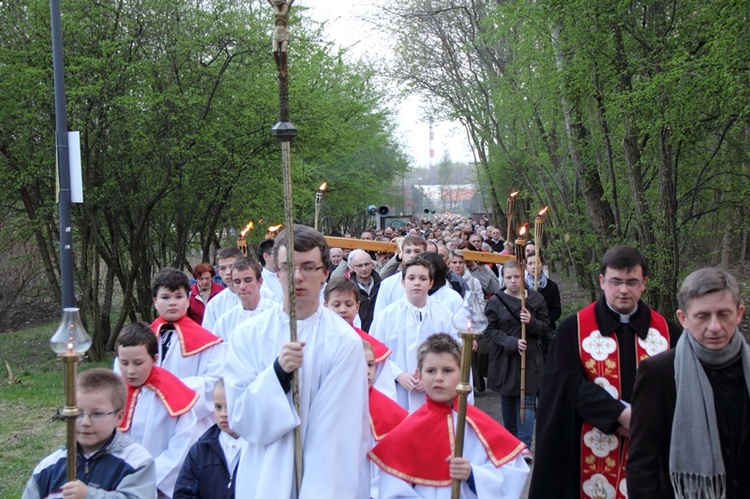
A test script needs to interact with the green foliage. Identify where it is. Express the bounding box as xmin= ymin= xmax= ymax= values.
xmin=382 ymin=0 xmax=750 ymax=316
xmin=0 ymin=0 xmax=405 ymax=353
